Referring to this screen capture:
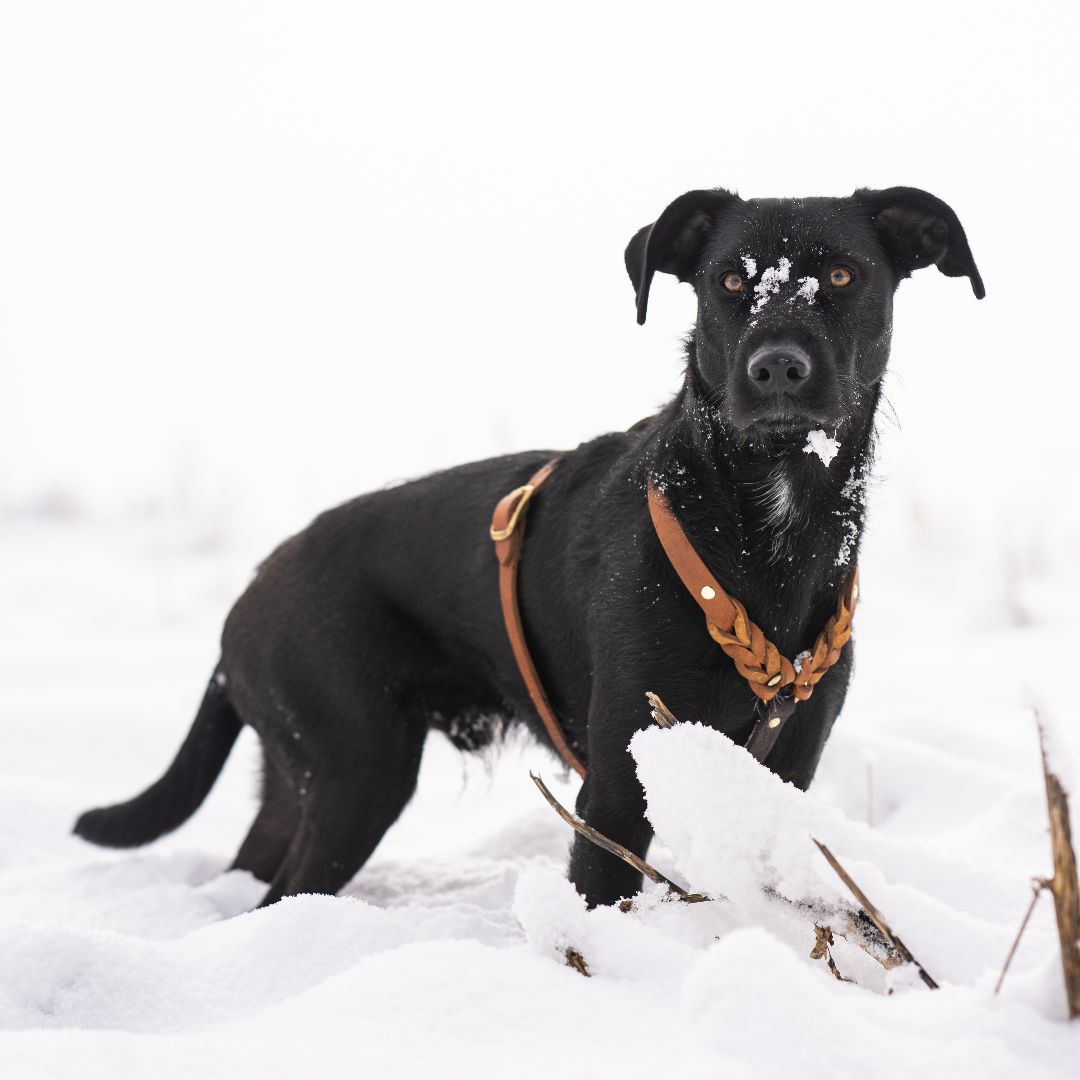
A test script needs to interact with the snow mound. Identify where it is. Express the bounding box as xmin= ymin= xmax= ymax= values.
xmin=506 ymin=720 xmax=1080 ymax=1078
xmin=632 ymin=723 xmax=1018 ymax=984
